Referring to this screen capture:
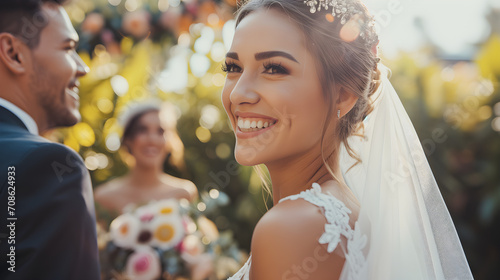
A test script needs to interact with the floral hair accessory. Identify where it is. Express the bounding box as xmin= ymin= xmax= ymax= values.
xmin=304 ymin=0 xmax=378 ymax=47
